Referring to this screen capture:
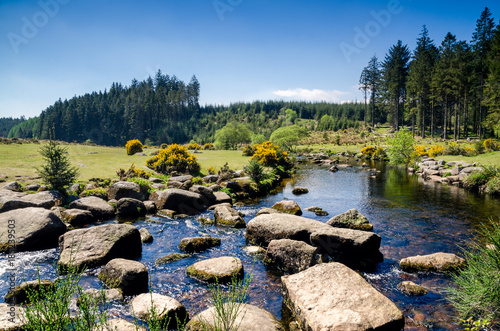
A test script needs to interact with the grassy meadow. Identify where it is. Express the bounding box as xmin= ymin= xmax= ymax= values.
xmin=0 ymin=142 xmax=250 ymax=184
